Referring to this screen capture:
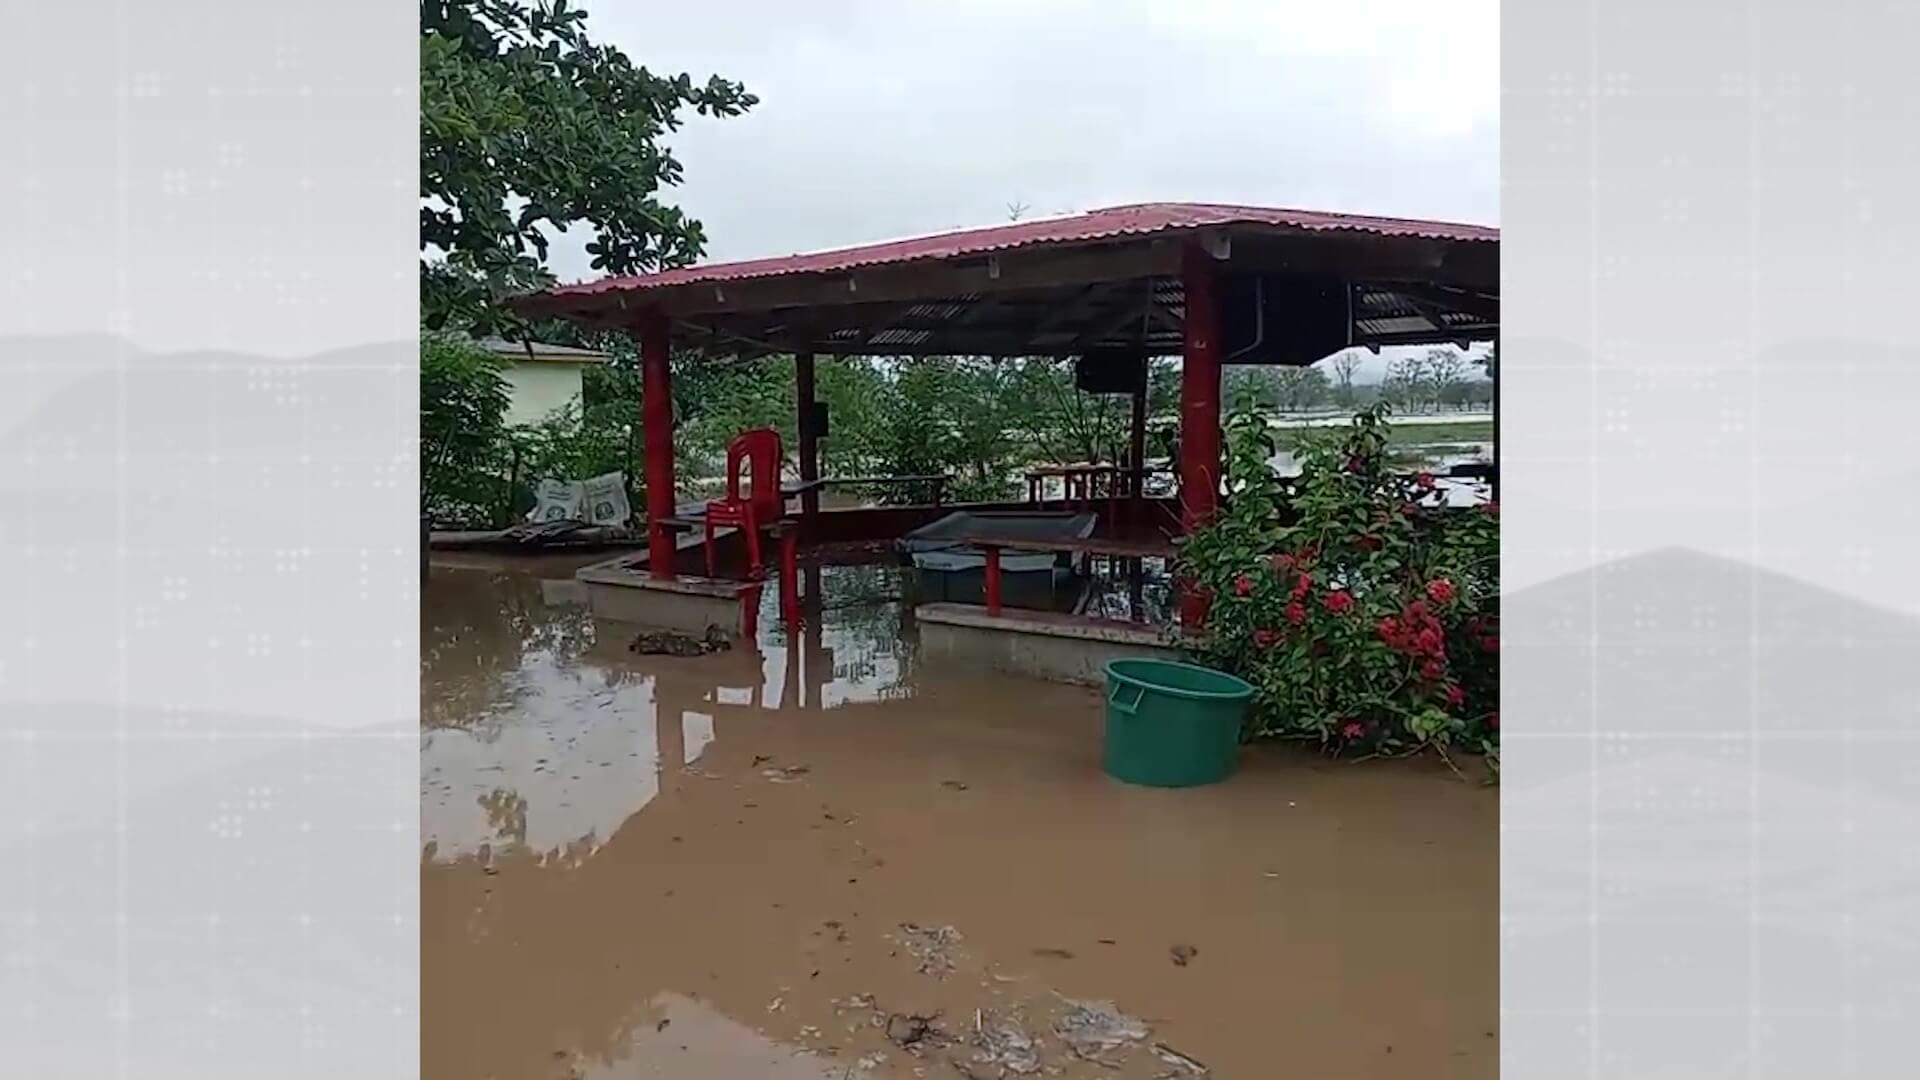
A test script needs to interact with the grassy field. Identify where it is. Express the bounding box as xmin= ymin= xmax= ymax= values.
xmin=1273 ymin=419 xmax=1492 ymax=449
xmin=1387 ymin=419 xmax=1492 ymax=446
